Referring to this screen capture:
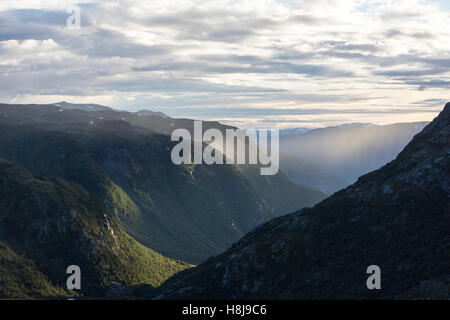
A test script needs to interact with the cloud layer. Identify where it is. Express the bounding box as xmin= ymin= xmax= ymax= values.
xmin=0 ymin=0 xmax=449 ymax=128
